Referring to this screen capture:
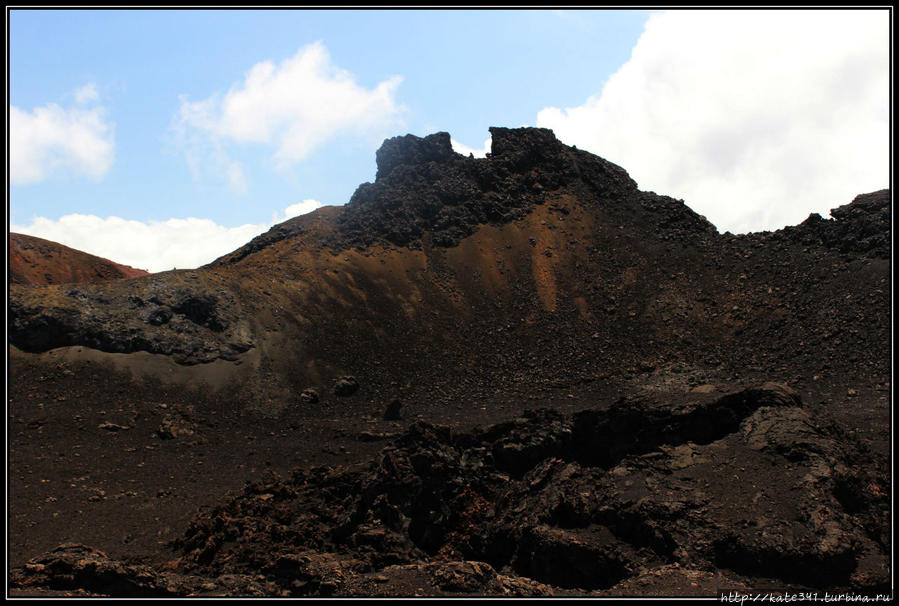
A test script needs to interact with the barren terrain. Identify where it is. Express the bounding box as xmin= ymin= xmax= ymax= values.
xmin=7 ymin=128 xmax=891 ymax=597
